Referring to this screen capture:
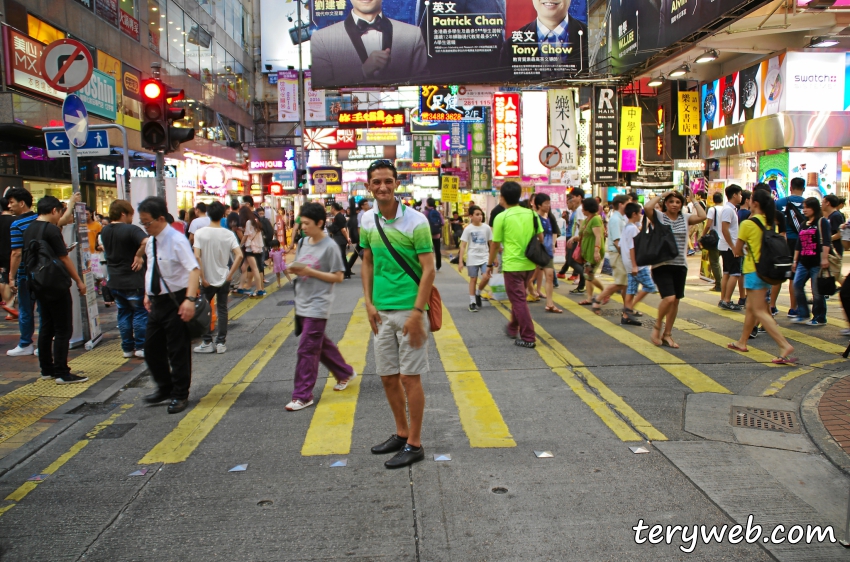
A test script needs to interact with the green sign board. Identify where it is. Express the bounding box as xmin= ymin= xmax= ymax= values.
xmin=471 ymin=157 xmax=491 ymax=191
xmin=471 ymin=119 xmax=489 ymax=157
xmin=412 ymin=134 xmax=433 ymax=163
xmin=78 ymin=69 xmax=117 ymax=121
